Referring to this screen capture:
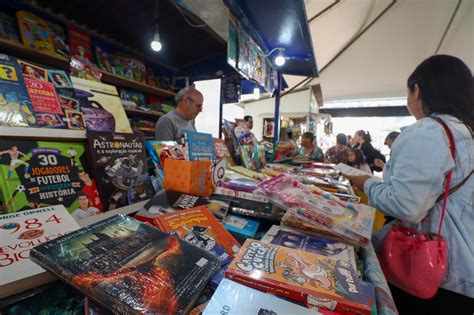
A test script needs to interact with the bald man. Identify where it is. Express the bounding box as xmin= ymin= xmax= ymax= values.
xmin=155 ymin=86 xmax=203 ymax=142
